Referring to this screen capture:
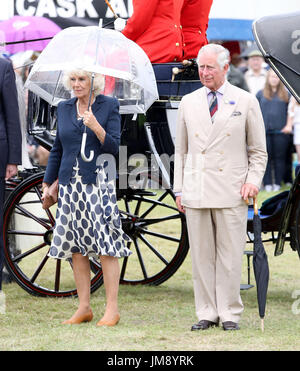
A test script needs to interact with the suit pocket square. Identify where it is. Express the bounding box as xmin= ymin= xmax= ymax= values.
xmin=231 ymin=111 xmax=242 ymax=116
